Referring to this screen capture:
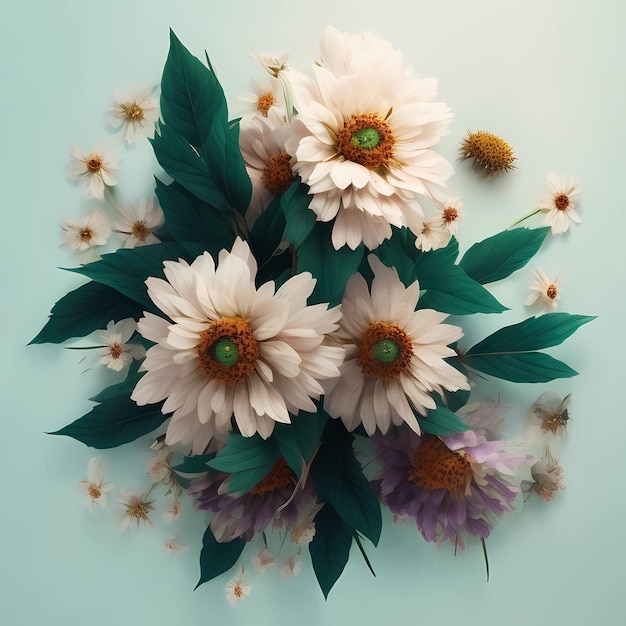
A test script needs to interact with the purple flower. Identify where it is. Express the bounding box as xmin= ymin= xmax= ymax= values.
xmin=372 ymin=424 xmax=532 ymax=550
xmin=189 ymin=458 xmax=321 ymax=543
